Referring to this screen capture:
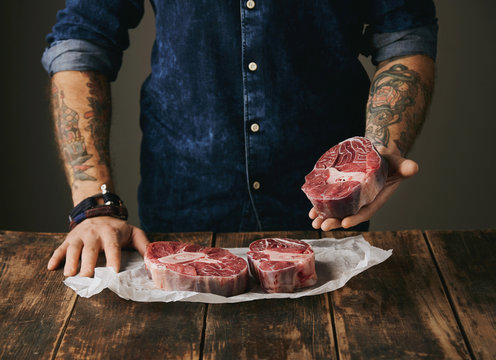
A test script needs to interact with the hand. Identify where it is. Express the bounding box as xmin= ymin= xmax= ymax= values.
xmin=47 ymin=216 xmax=149 ymax=277
xmin=309 ymin=153 xmax=419 ymax=231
